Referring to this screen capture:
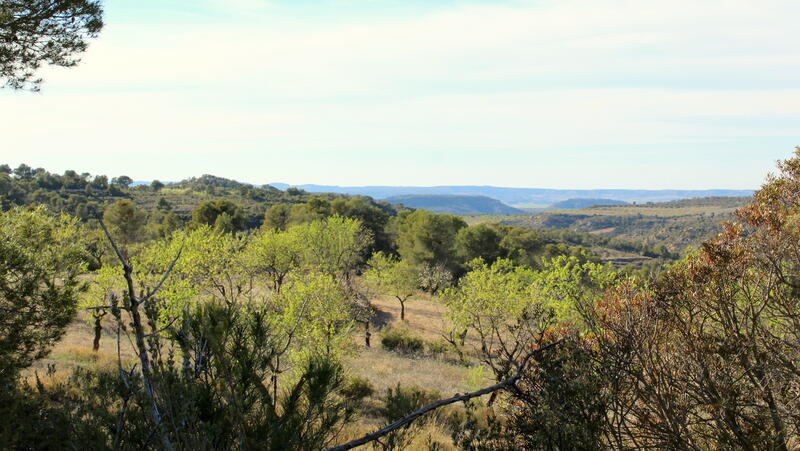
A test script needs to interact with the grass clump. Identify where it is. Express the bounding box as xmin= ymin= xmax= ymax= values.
xmin=381 ymin=326 xmax=424 ymax=353
xmin=383 ymin=383 xmax=441 ymax=421
xmin=341 ymin=375 xmax=375 ymax=402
